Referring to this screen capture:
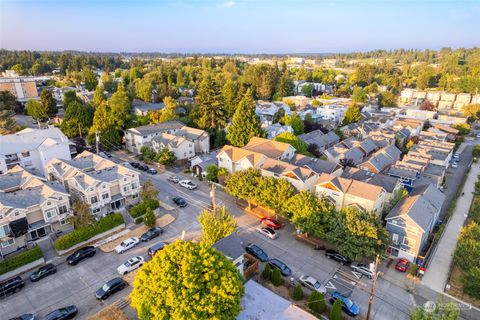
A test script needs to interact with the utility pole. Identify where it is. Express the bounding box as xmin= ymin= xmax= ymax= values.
xmin=366 ymin=254 xmax=379 ymax=320
xmin=210 ymin=183 xmax=216 ymax=213
xmin=95 ymin=130 xmax=100 ymax=154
